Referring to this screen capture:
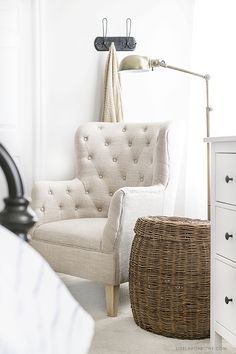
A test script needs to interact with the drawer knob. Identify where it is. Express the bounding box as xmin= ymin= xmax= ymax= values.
xmin=225 ymin=296 xmax=233 ymax=304
xmin=225 ymin=232 xmax=233 ymax=240
xmin=225 ymin=175 xmax=234 ymax=183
